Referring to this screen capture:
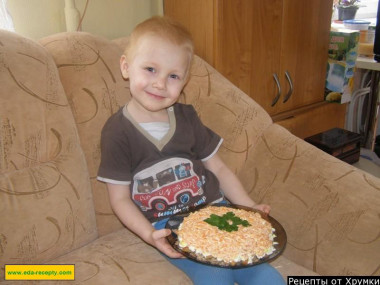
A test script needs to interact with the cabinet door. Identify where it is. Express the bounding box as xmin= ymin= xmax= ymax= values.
xmin=214 ymin=0 xmax=283 ymax=116
xmin=215 ymin=0 xmax=332 ymax=116
xmin=276 ymin=0 xmax=333 ymax=114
